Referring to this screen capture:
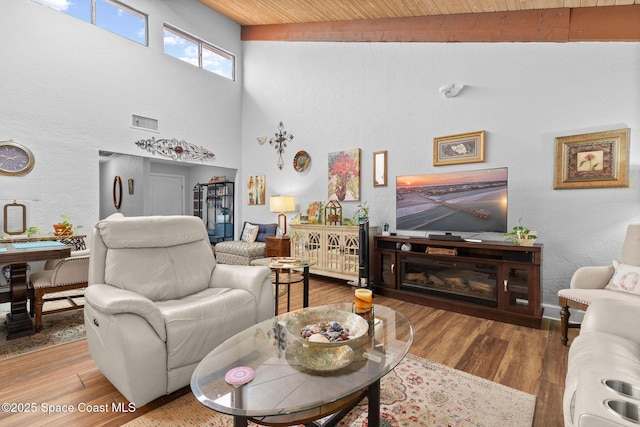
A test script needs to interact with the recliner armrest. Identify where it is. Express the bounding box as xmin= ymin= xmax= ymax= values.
xmin=569 ymin=265 xmax=614 ymax=290
xmin=581 ymin=298 xmax=640 ymax=342
xmin=84 ymin=284 xmax=166 ymax=341
xmin=210 ymin=264 xmax=271 ymax=297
